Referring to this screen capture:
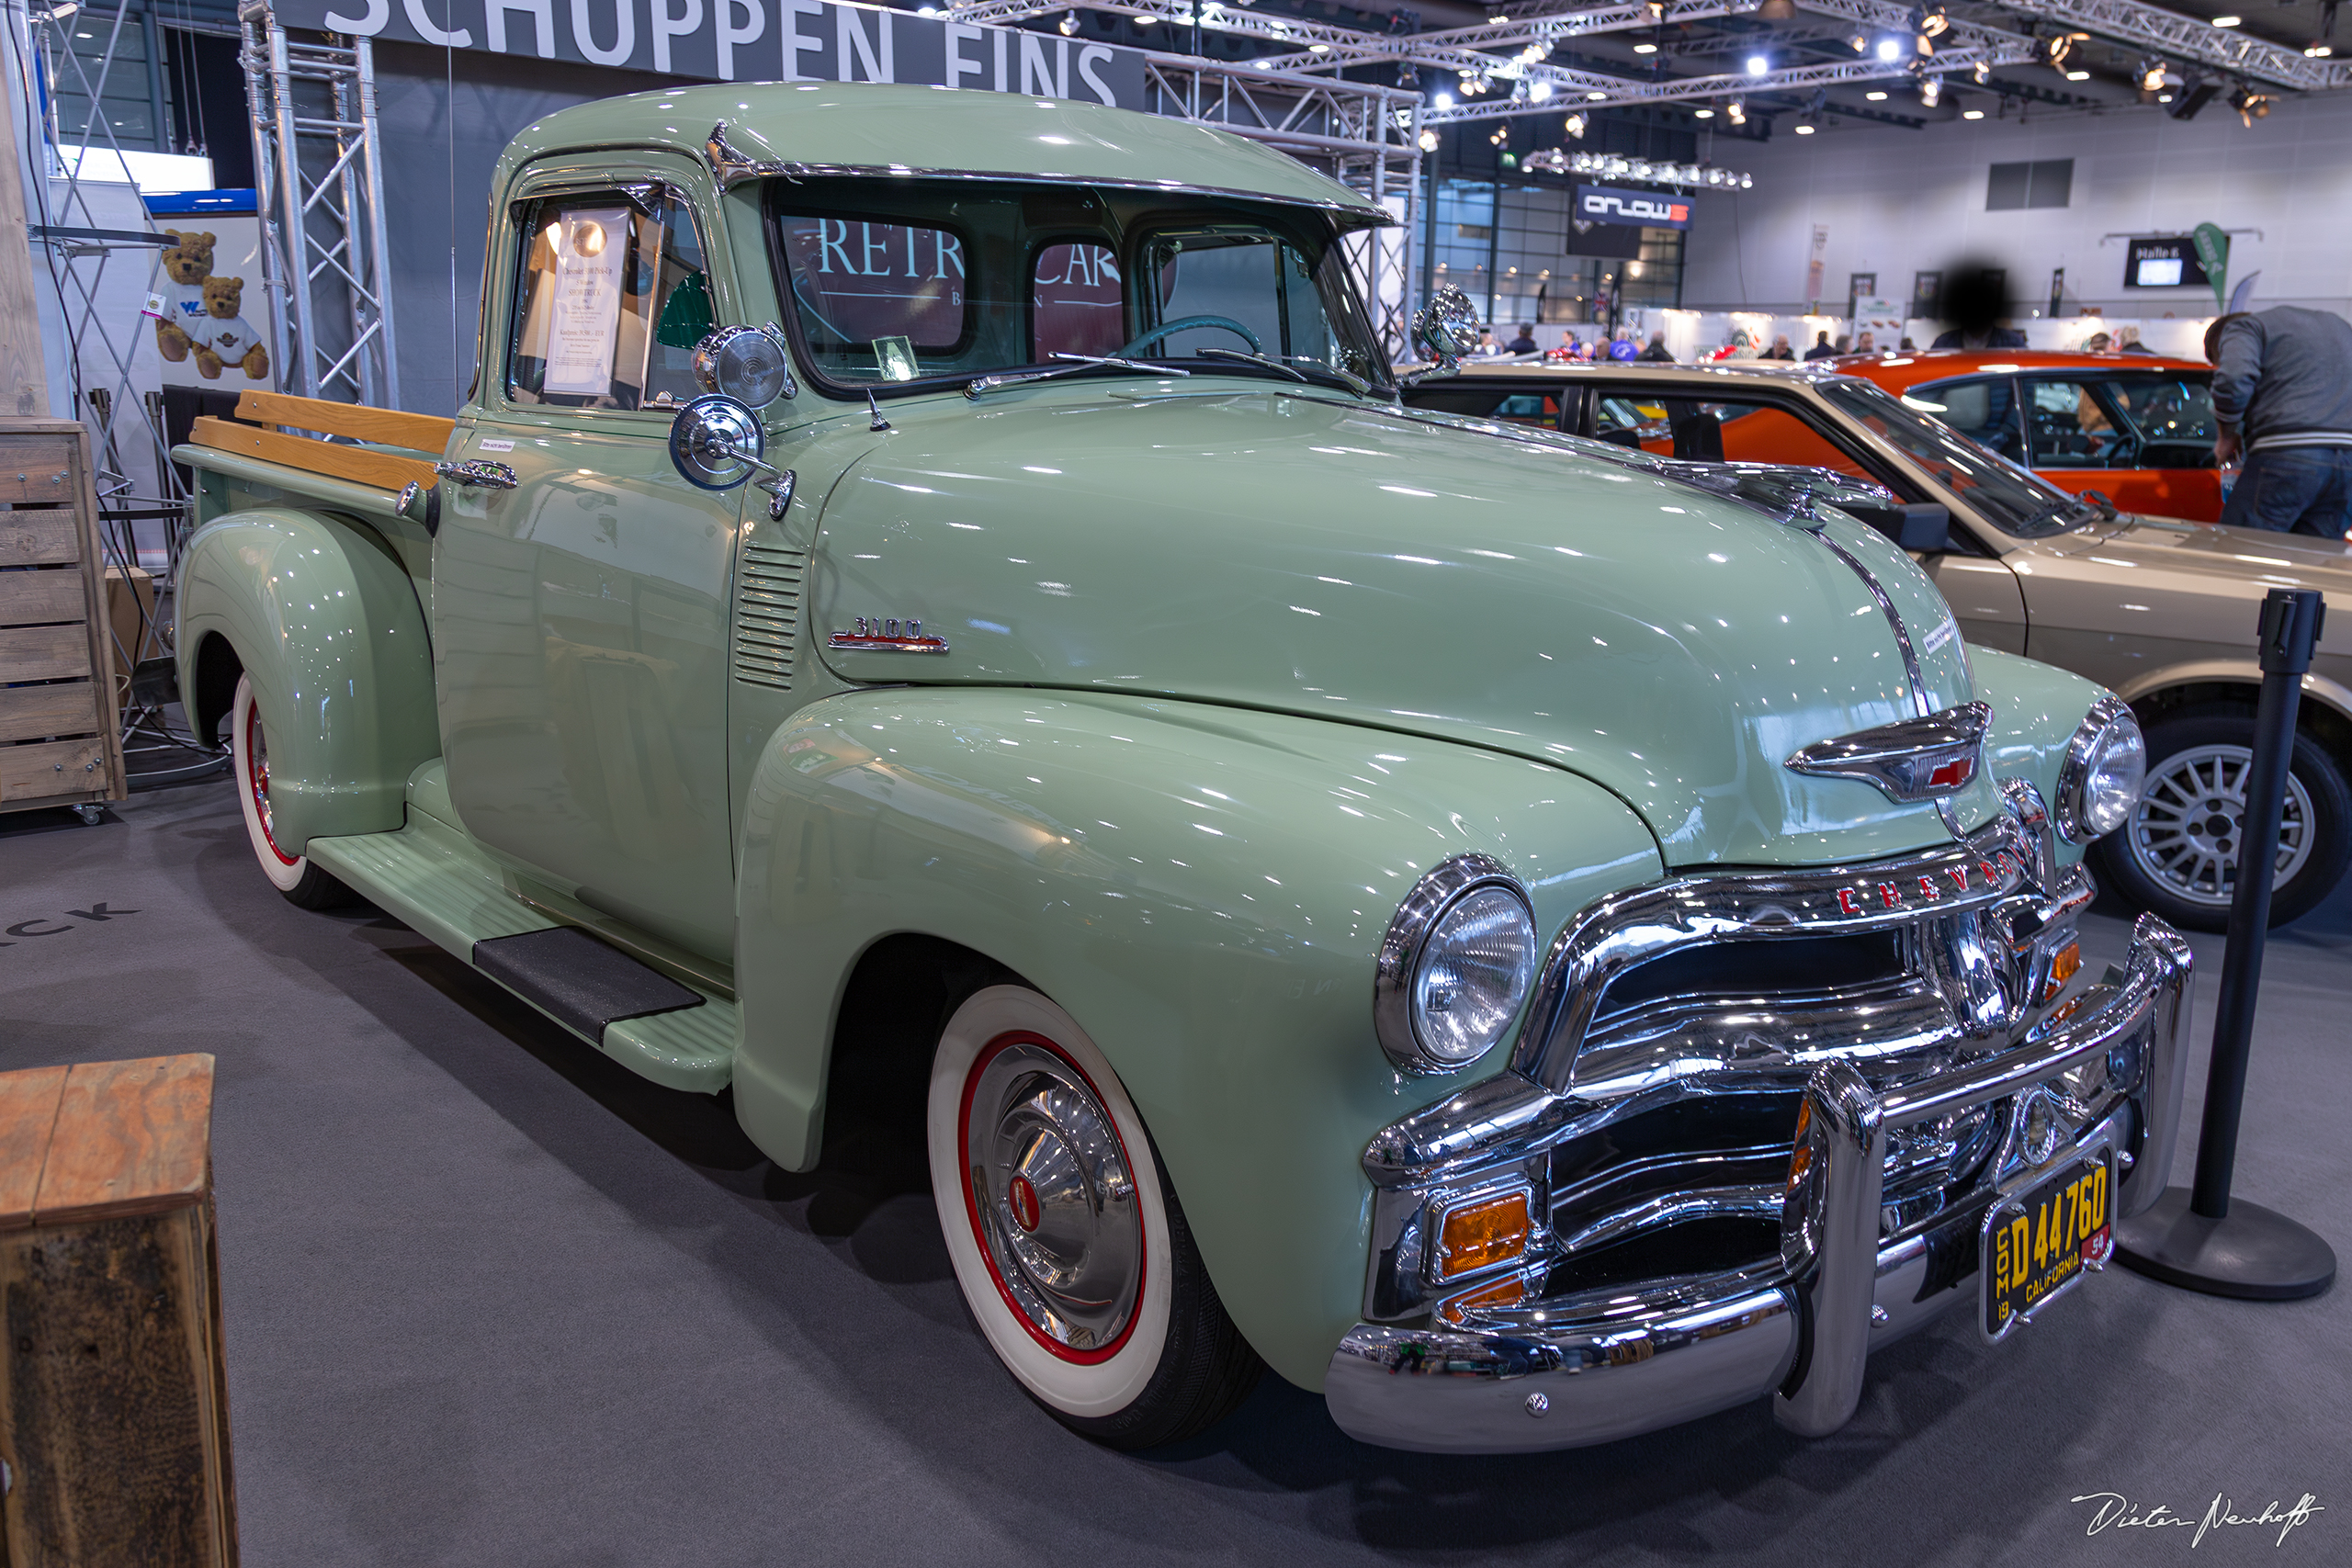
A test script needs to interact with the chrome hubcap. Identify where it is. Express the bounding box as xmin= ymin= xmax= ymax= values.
xmin=963 ymin=1037 xmax=1142 ymax=1358
xmin=2126 ymin=744 xmax=2312 ymax=908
